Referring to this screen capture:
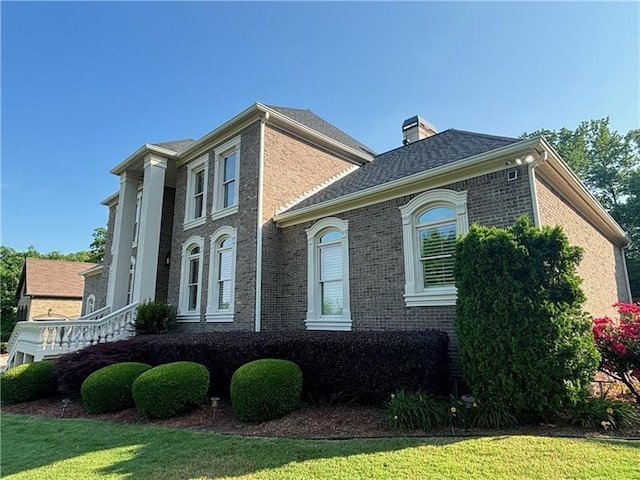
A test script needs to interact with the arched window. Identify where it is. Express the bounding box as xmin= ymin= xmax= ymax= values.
xmin=86 ymin=295 xmax=96 ymax=315
xmin=206 ymin=226 xmax=237 ymax=322
xmin=305 ymin=217 xmax=351 ymax=331
xmin=399 ymin=189 xmax=468 ymax=306
xmin=178 ymin=236 xmax=204 ymax=321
